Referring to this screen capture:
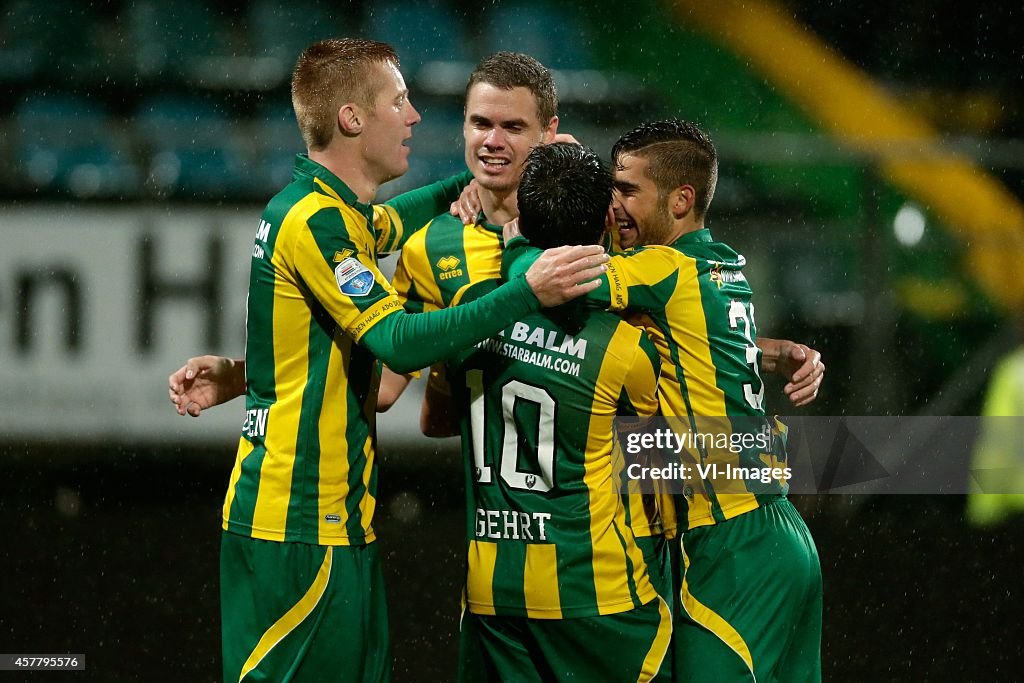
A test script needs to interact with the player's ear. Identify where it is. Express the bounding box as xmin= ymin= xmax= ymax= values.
xmin=541 ymin=115 xmax=559 ymax=144
xmin=338 ymin=103 xmax=363 ymax=137
xmin=669 ymin=184 xmax=696 ymax=219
